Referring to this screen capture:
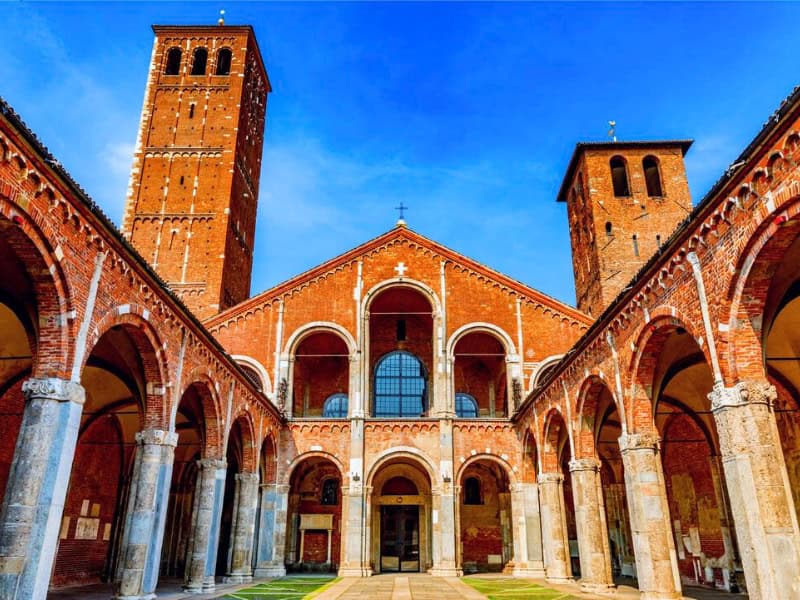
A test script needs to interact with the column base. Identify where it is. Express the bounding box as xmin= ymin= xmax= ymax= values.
xmin=223 ymin=573 xmax=253 ymax=584
xmin=254 ymin=565 xmax=287 ymax=577
xmin=338 ymin=567 xmax=373 ymax=577
xmin=545 ymin=576 xmax=574 ymax=584
xmin=639 ymin=593 xmax=682 ymax=600
xmin=579 ymin=581 xmax=616 ymax=594
xmin=428 ymin=567 xmax=463 ymax=577
xmin=113 ymin=595 xmax=157 ymax=600
xmin=509 ymin=566 xmax=547 ymax=578
xmin=182 ymin=578 xmax=215 ymax=595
